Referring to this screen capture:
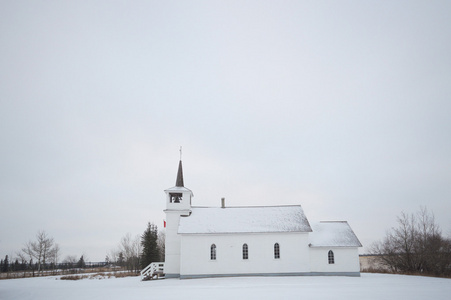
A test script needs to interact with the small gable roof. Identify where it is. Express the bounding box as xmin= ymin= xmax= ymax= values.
xmin=178 ymin=205 xmax=312 ymax=234
xmin=164 ymin=186 xmax=193 ymax=193
xmin=309 ymin=221 xmax=362 ymax=247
